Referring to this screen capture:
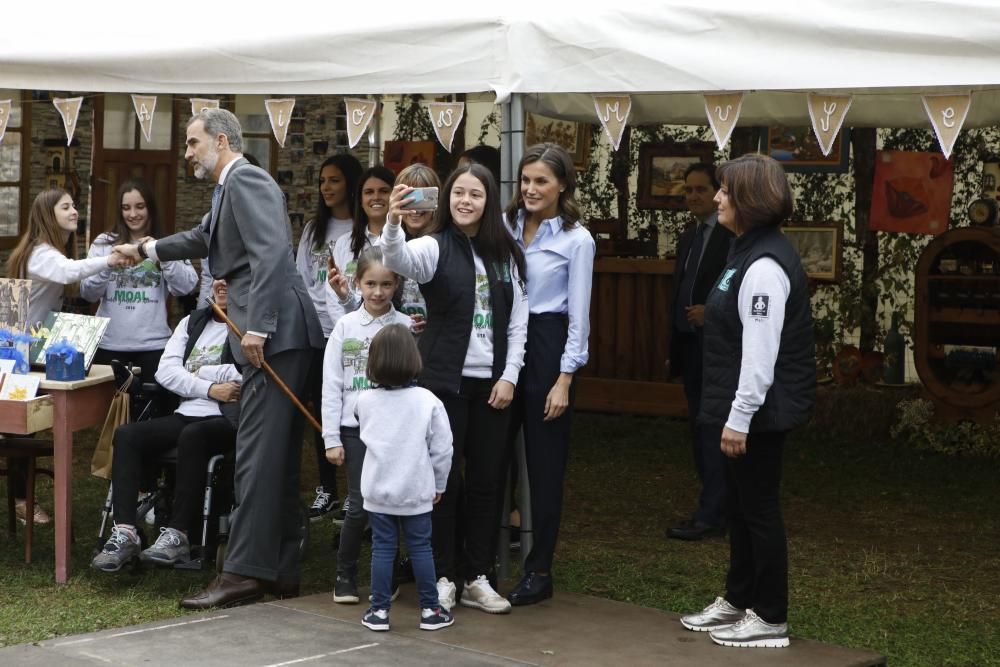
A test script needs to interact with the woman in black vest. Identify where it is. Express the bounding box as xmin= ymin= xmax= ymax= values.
xmin=382 ymin=163 xmax=528 ymax=615
xmin=503 ymin=144 xmax=596 ymax=605
xmin=680 ymin=154 xmax=815 ymax=649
